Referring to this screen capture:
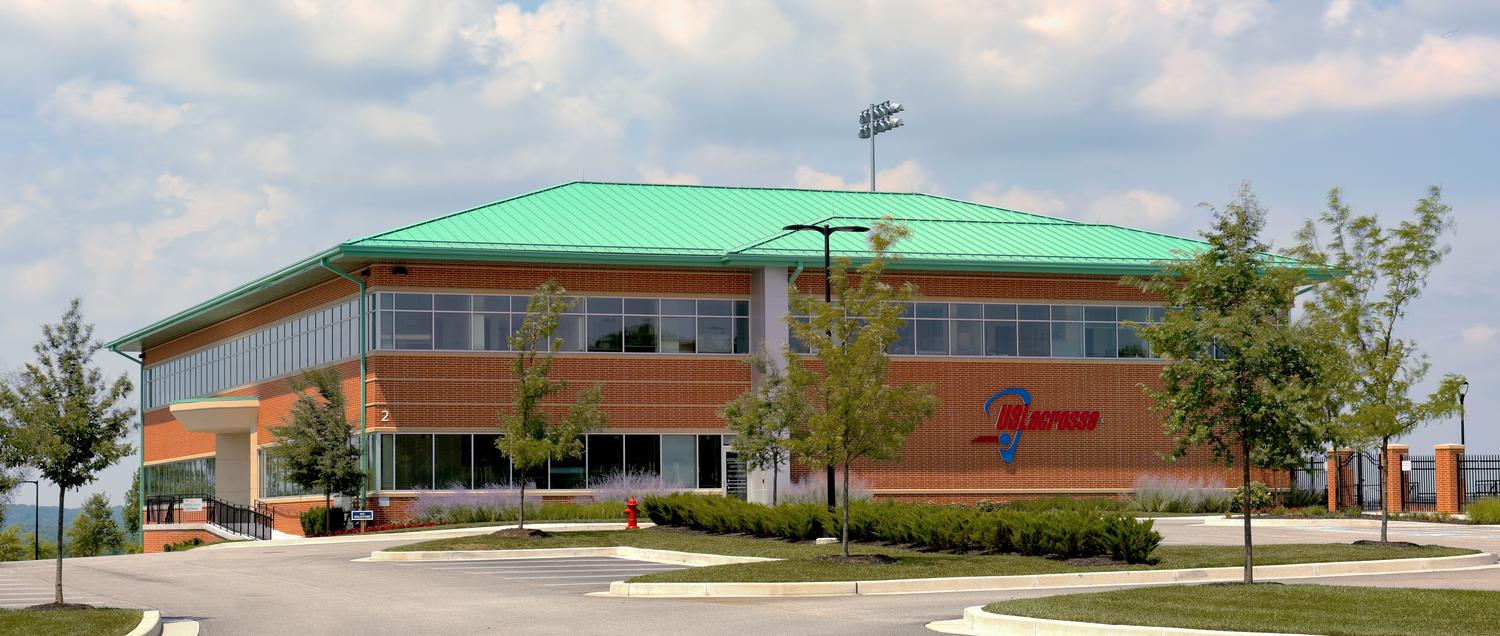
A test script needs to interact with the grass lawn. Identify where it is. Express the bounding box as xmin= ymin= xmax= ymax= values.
xmin=355 ymin=517 xmax=627 ymax=535
xmin=983 ymin=584 xmax=1500 ymax=636
xmin=392 ymin=528 xmax=1474 ymax=583
xmin=0 ymin=608 xmax=141 ymax=636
